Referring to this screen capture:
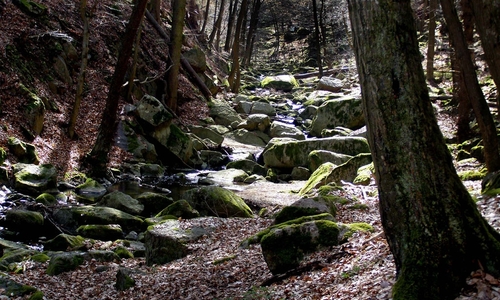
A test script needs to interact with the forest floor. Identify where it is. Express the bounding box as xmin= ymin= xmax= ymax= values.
xmin=8 ymin=104 xmax=500 ymax=299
